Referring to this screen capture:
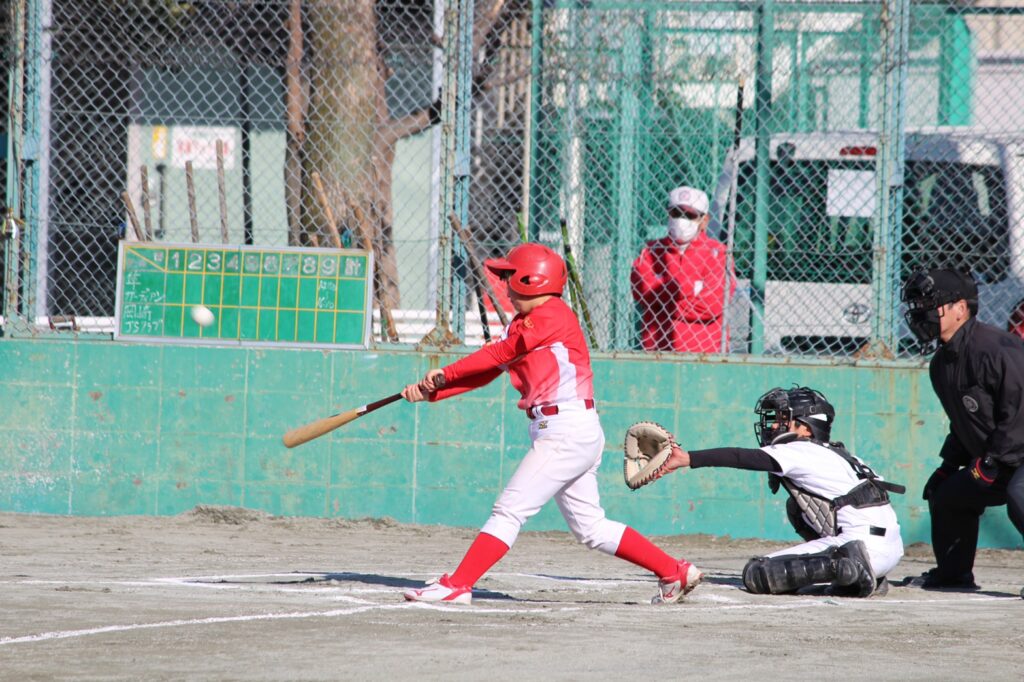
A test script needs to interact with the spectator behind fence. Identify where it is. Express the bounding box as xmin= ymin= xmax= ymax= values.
xmin=630 ymin=185 xmax=734 ymax=353
xmin=1008 ymin=298 xmax=1024 ymax=339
